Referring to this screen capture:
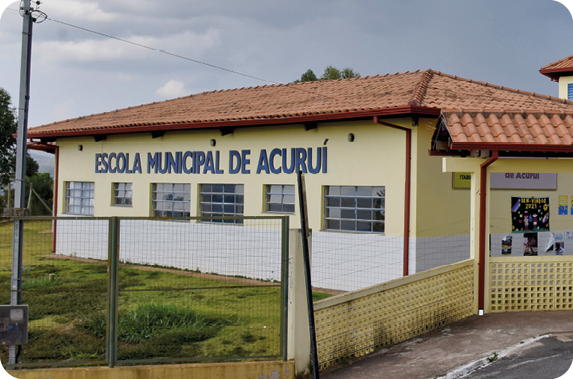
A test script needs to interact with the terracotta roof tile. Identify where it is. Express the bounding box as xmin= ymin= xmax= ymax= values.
xmin=539 ymin=55 xmax=573 ymax=80
xmin=499 ymin=114 xmax=521 ymax=143
xmin=443 ymin=110 xmax=573 ymax=151
xmin=28 ymin=69 xmax=573 ymax=144
xmin=541 ymin=55 xmax=573 ymax=70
